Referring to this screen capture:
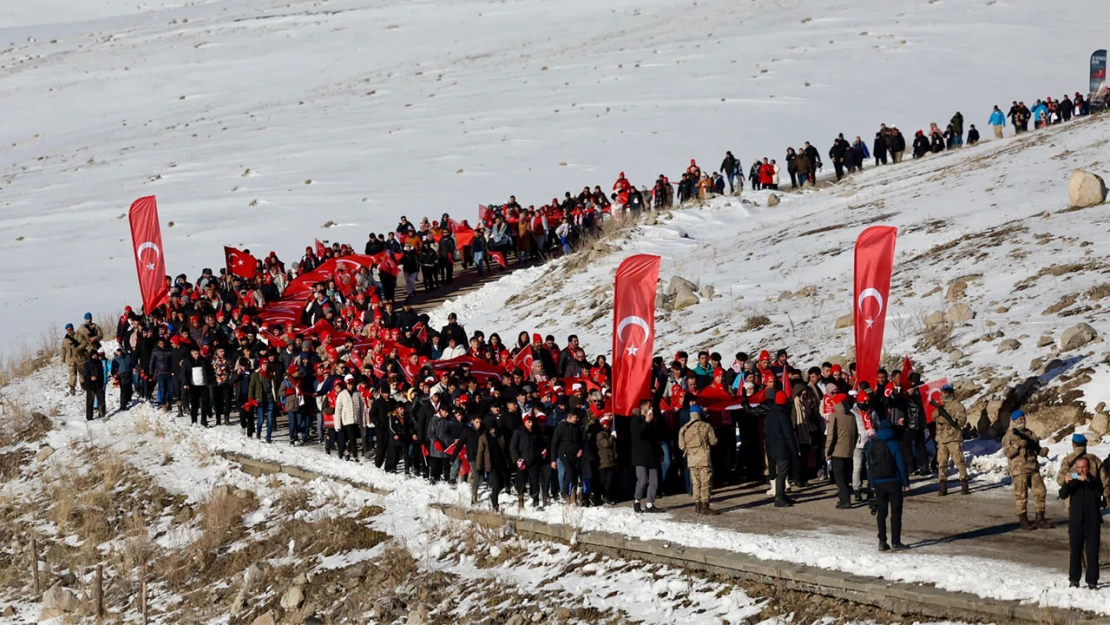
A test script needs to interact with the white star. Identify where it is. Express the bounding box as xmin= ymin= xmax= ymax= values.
xmin=146 ymin=262 xmax=155 ymax=271
xmin=626 ymin=345 xmax=639 ymax=356
xmin=865 ymin=317 xmax=874 ymax=329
